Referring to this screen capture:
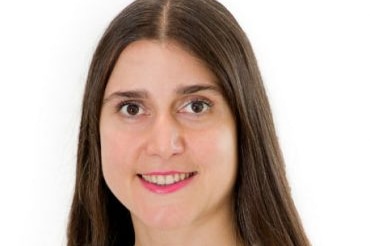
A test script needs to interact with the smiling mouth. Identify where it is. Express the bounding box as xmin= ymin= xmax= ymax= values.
xmin=138 ymin=172 xmax=197 ymax=186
